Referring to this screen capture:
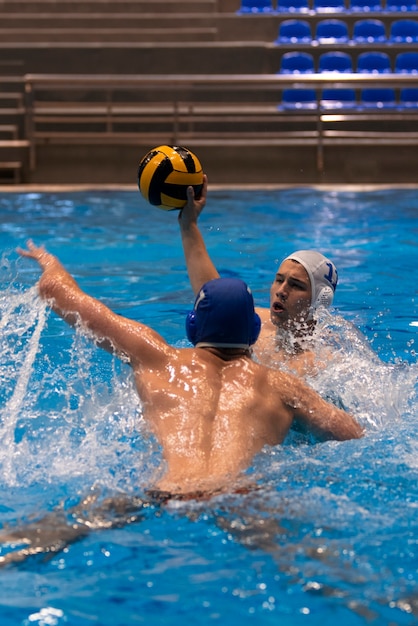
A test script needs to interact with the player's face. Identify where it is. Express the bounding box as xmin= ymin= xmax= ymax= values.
xmin=269 ymin=260 xmax=312 ymax=329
